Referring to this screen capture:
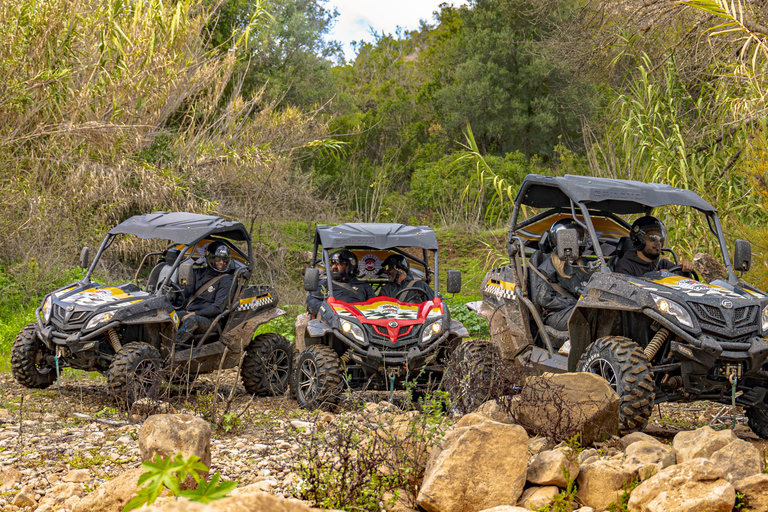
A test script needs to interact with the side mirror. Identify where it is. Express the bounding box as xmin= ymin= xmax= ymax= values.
xmin=304 ymin=268 xmax=320 ymax=292
xmin=556 ymin=228 xmax=580 ymax=262
xmin=734 ymin=239 xmax=752 ymax=272
xmin=446 ymin=270 xmax=462 ymax=294
xmin=79 ymin=247 xmax=90 ymax=269
xmin=178 ymin=263 xmax=194 ymax=286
